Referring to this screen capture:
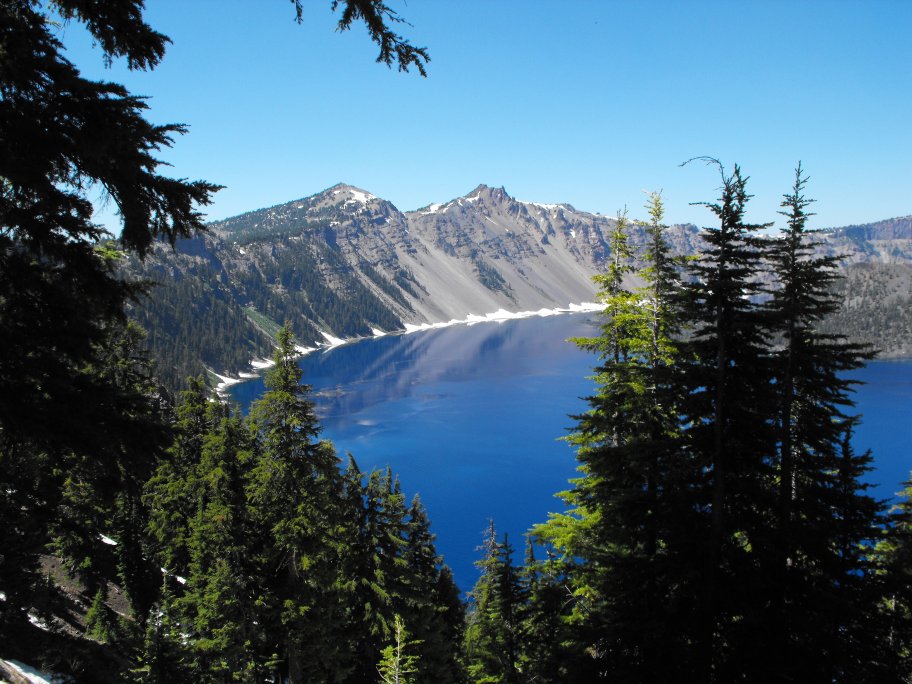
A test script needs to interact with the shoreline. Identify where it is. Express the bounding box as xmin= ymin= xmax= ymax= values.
xmin=213 ymin=301 xmax=604 ymax=395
